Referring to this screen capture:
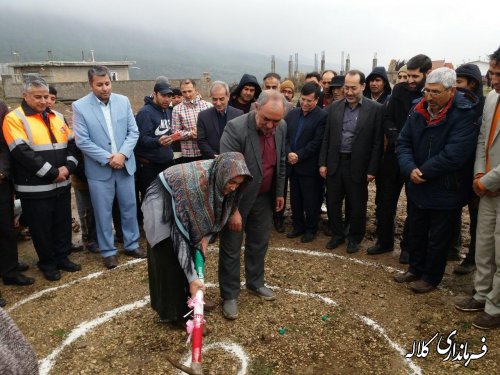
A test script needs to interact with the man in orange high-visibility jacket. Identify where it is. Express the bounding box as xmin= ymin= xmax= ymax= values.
xmin=2 ymin=76 xmax=81 ymax=282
